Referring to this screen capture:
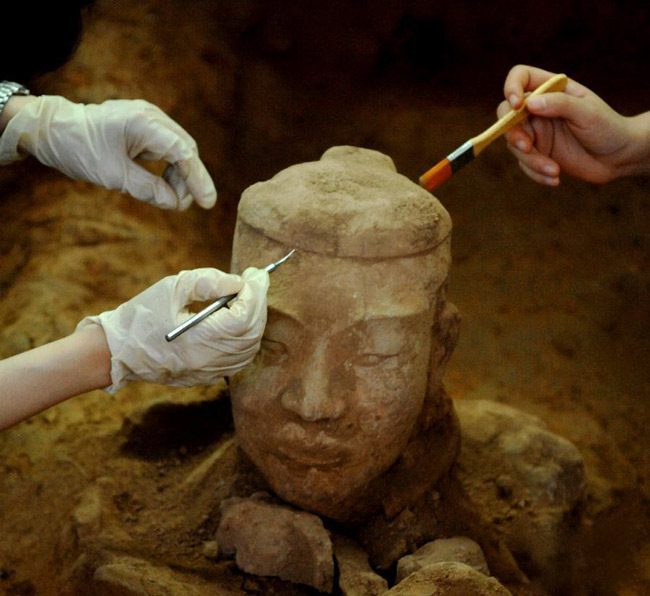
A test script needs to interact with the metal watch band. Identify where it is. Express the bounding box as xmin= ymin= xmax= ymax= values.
xmin=0 ymin=80 xmax=31 ymax=120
